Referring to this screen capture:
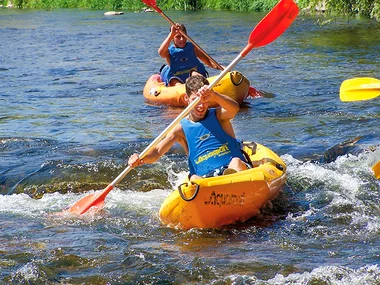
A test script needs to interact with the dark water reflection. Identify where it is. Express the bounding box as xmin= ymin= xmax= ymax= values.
xmin=1 ymin=8 xmax=380 ymax=284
